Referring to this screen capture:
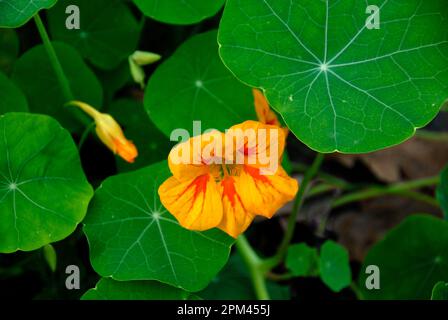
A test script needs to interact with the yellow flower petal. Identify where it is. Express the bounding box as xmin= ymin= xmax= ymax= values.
xmin=217 ymin=177 xmax=256 ymax=238
xmin=225 ymin=120 xmax=286 ymax=169
xmin=236 ymin=165 xmax=298 ymax=218
xmin=158 ymin=174 xmax=223 ymax=231
xmin=168 ymin=130 xmax=224 ymax=181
